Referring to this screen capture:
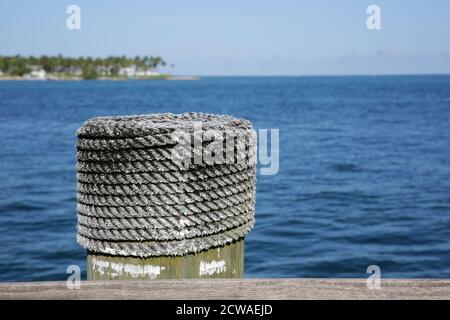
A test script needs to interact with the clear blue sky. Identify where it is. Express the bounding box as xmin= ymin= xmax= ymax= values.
xmin=0 ymin=0 xmax=449 ymax=75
